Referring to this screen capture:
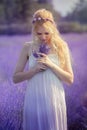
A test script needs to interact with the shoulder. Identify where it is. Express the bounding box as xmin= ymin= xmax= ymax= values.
xmin=23 ymin=41 xmax=33 ymax=48
xmin=23 ymin=41 xmax=33 ymax=56
xmin=21 ymin=41 xmax=33 ymax=59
